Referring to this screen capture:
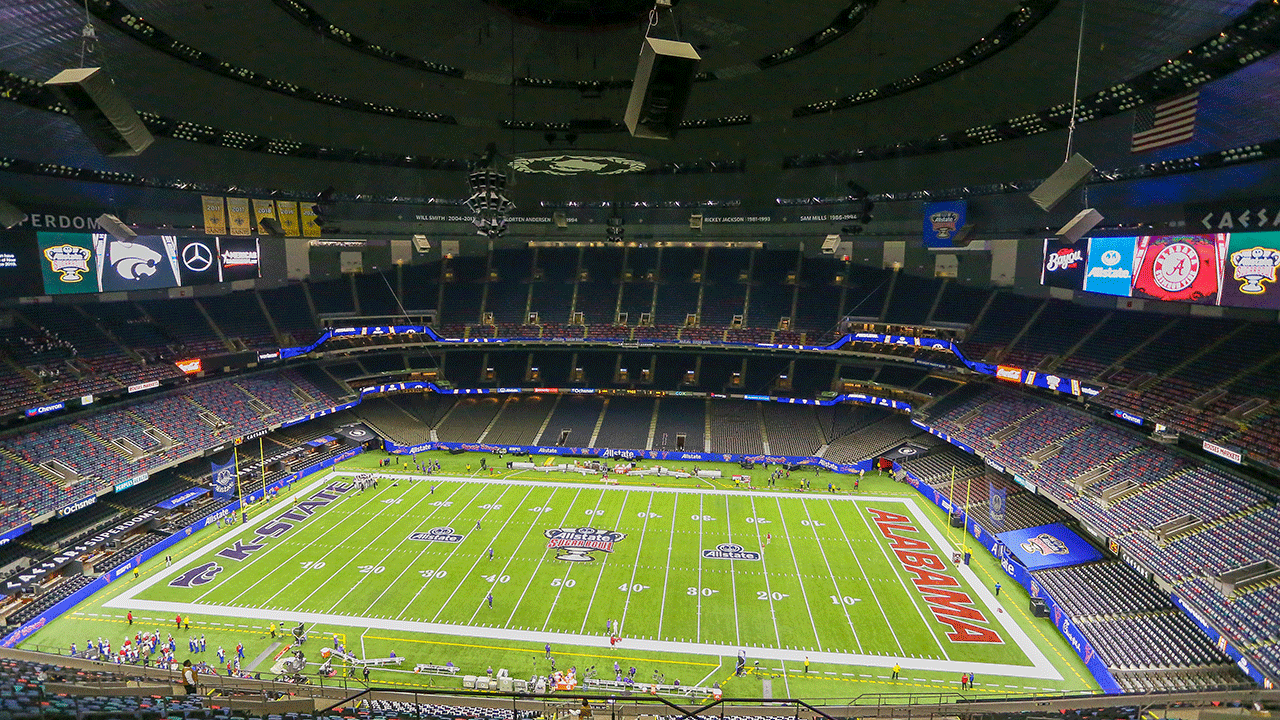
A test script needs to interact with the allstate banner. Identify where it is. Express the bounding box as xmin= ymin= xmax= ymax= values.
xmin=922 ymin=200 xmax=967 ymax=248
xmin=988 ymin=485 xmax=1007 ymax=530
xmin=996 ymin=522 xmax=1103 ymax=571
xmin=211 ymin=458 xmax=237 ymax=499
xmin=1220 ymin=232 xmax=1280 ymax=309
xmin=1083 ymin=236 xmax=1136 ymax=297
